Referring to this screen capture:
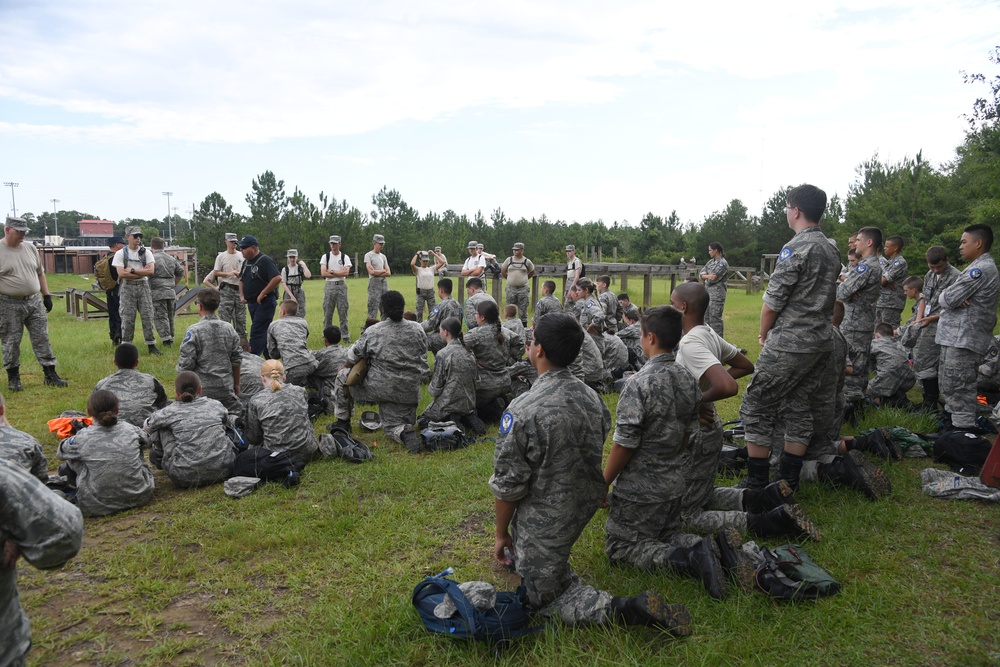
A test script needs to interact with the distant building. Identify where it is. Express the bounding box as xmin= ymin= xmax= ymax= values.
xmin=78 ymin=219 xmax=115 ymax=240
